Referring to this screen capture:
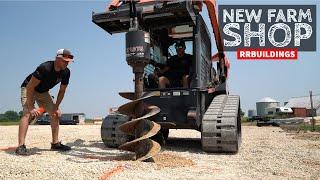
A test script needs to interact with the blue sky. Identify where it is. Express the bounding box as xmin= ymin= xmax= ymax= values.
xmin=0 ymin=0 xmax=319 ymax=118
